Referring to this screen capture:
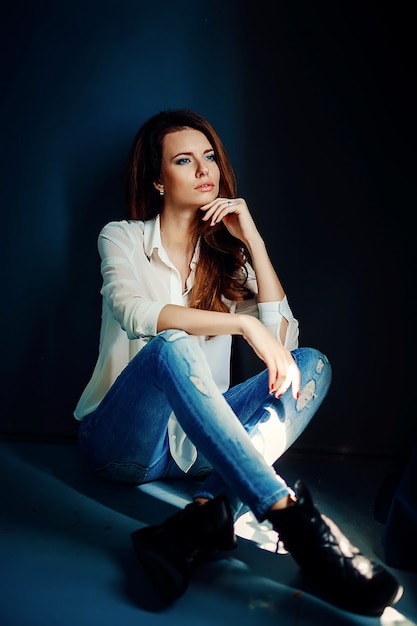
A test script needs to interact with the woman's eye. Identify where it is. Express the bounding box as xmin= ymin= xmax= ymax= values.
xmin=206 ymin=153 xmax=215 ymax=161
xmin=176 ymin=157 xmax=191 ymax=165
